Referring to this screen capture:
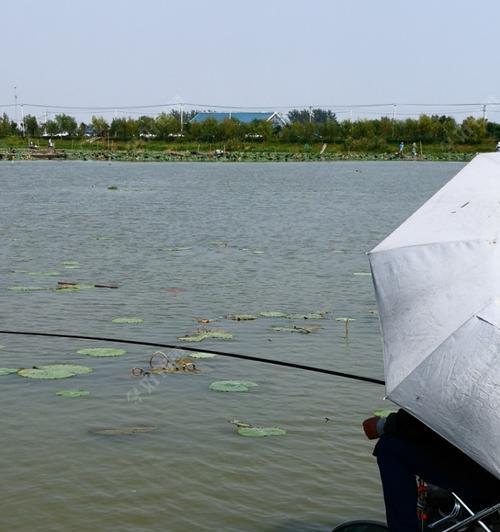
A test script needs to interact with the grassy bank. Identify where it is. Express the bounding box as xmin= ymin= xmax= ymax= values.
xmin=0 ymin=136 xmax=491 ymax=162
